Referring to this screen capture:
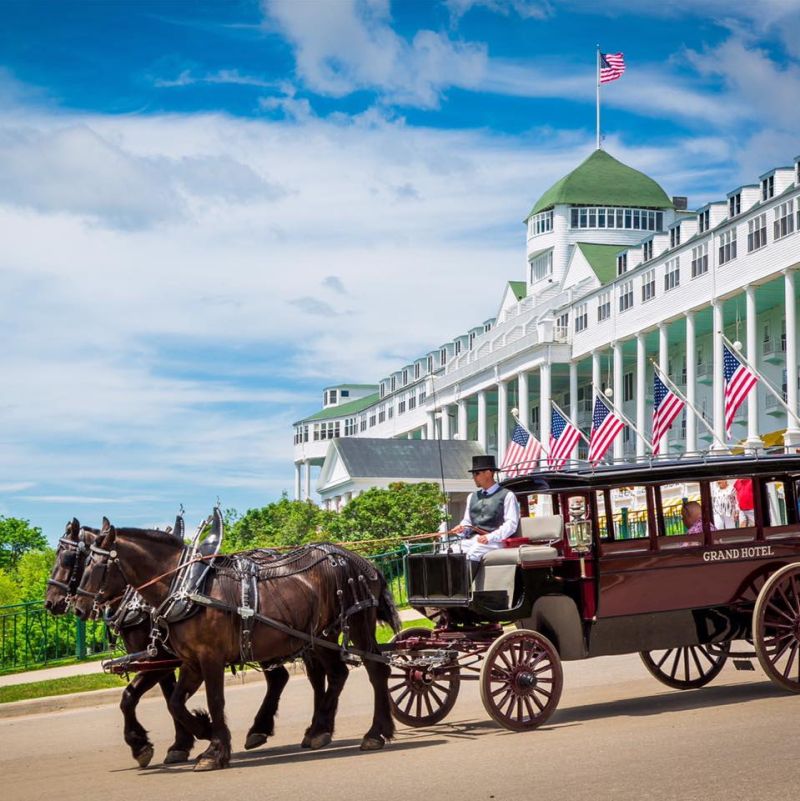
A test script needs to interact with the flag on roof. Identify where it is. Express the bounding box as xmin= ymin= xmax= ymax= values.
xmin=600 ymin=52 xmax=625 ymax=84
xmin=548 ymin=405 xmax=581 ymax=470
xmin=587 ymin=395 xmax=624 ymax=465
xmin=500 ymin=421 xmax=543 ymax=477
xmin=652 ymin=373 xmax=685 ymax=455
xmin=724 ymin=344 xmax=759 ymax=438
